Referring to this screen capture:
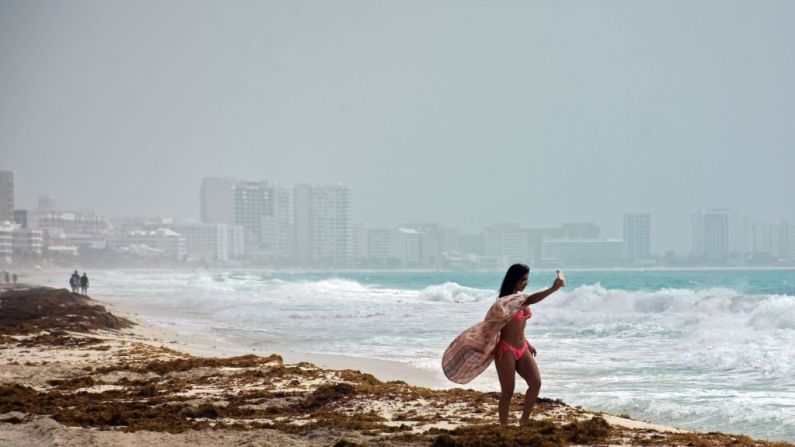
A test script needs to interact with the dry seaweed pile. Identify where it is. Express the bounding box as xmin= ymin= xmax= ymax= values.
xmin=0 ymin=287 xmax=132 ymax=335
xmin=2 ymin=339 xmax=790 ymax=446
